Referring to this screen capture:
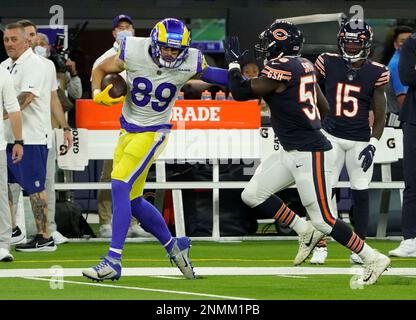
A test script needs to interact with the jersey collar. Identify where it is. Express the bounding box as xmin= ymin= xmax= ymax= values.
xmin=13 ymin=47 xmax=34 ymax=65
